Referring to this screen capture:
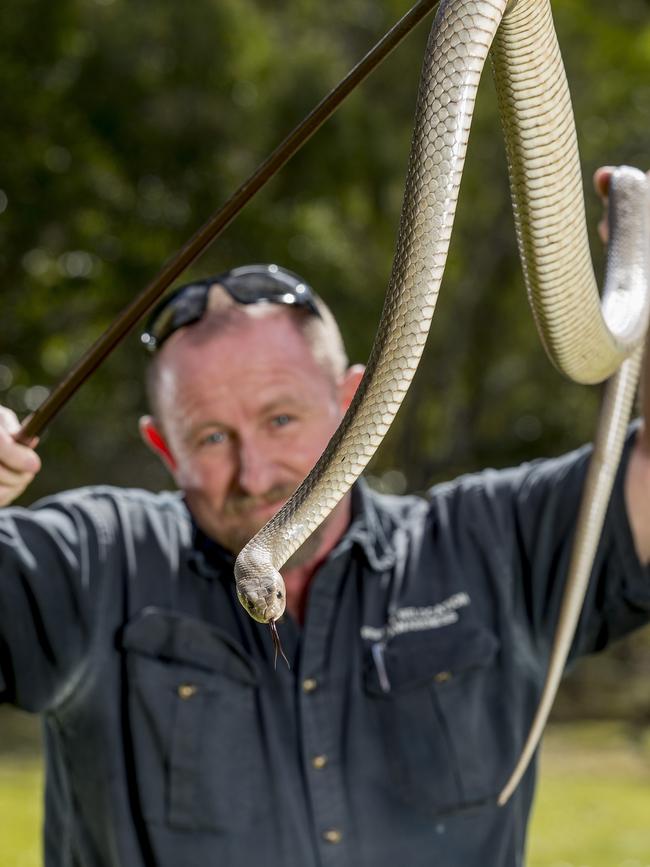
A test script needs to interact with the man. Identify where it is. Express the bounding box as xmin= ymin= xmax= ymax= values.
xmin=0 ymin=176 xmax=649 ymax=867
